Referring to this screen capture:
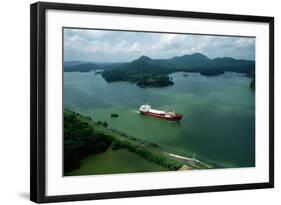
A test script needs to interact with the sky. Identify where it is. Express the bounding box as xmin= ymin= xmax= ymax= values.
xmin=64 ymin=28 xmax=255 ymax=62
